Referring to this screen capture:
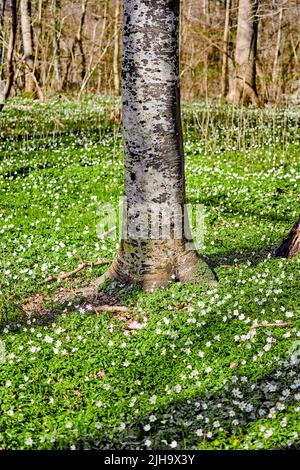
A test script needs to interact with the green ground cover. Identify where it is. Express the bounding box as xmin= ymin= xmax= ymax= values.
xmin=0 ymin=97 xmax=299 ymax=449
